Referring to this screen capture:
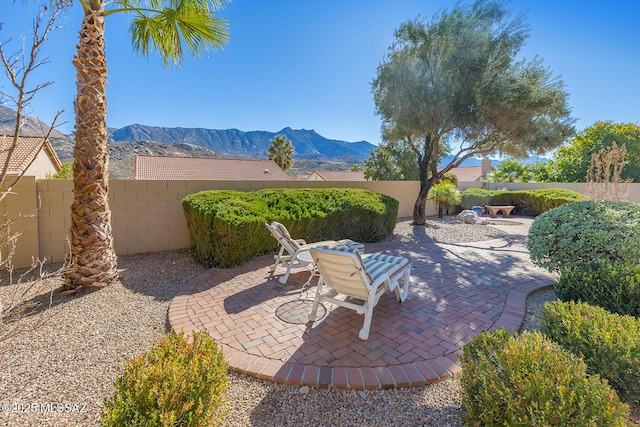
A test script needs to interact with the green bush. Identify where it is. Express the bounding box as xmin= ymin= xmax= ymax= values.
xmin=460 ymin=329 xmax=629 ymax=426
xmin=541 ymin=300 xmax=640 ymax=404
xmin=101 ymin=331 xmax=228 ymax=427
xmin=459 ymin=188 xmax=496 ymax=209
xmin=490 ymin=188 xmax=585 ymax=215
xmin=528 ymin=200 xmax=640 ymax=273
xmin=555 ymin=260 xmax=640 ymax=317
xmin=525 ymin=188 xmax=586 ymax=214
xmin=459 ymin=188 xmax=584 ymax=215
xmin=182 ymin=188 xmax=399 ymax=267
